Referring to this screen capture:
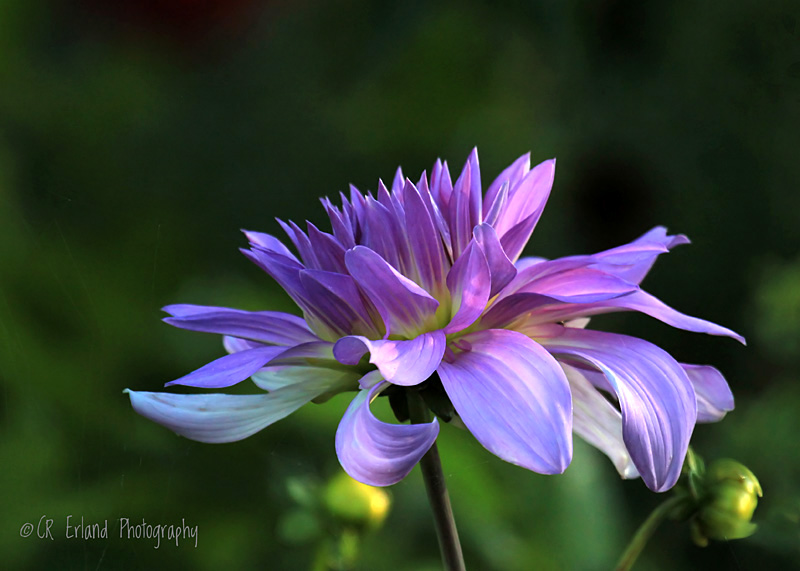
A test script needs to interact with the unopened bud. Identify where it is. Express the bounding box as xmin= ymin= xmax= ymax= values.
xmin=690 ymin=459 xmax=762 ymax=546
xmin=322 ymin=471 xmax=391 ymax=530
